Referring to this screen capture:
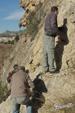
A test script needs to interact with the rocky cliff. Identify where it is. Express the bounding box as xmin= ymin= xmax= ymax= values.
xmin=19 ymin=0 xmax=44 ymax=27
xmin=0 ymin=44 xmax=13 ymax=71
xmin=0 ymin=0 xmax=75 ymax=113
